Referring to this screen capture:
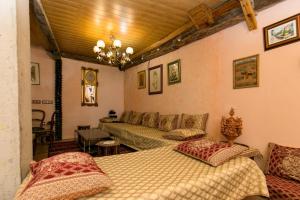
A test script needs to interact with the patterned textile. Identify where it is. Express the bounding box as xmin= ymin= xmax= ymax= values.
xmin=142 ymin=112 xmax=159 ymax=128
xmin=239 ymin=147 xmax=263 ymax=160
xmin=266 ymin=175 xmax=300 ymax=200
xmin=119 ymin=111 xmax=132 ymax=123
xmin=128 ymin=111 xmax=144 ymax=125
xmin=163 ymin=128 xmax=206 ymax=141
xmin=175 ymin=139 xmax=248 ymax=166
xmin=180 ymin=113 xmax=209 ymax=130
xmin=102 ymin=123 xmax=179 ymax=150
xmin=158 ymin=114 xmax=179 ymax=132
xmin=16 ymin=152 xmax=112 ymax=200
xmin=265 ymin=143 xmax=300 ymax=182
